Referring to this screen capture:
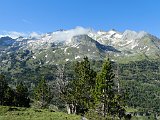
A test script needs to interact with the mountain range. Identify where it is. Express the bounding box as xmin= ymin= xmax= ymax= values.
xmin=0 ymin=27 xmax=160 ymax=70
